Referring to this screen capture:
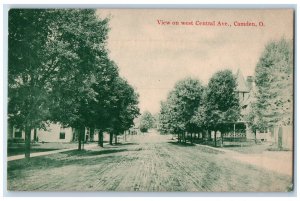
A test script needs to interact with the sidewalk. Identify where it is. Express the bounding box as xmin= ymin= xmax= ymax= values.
xmin=7 ymin=143 xmax=99 ymax=162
